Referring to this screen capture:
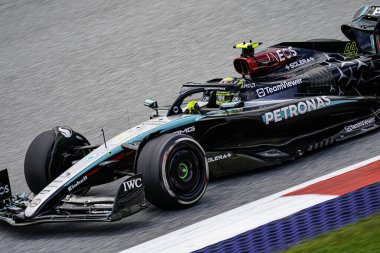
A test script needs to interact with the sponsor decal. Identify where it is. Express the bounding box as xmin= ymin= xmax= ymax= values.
xmin=122 ymin=178 xmax=142 ymax=192
xmin=285 ymin=57 xmax=314 ymax=70
xmin=266 ymin=46 xmax=297 ymax=63
xmin=174 ymin=126 xmax=196 ymax=134
xmin=0 ymin=170 xmax=12 ymax=201
xmin=345 ymin=117 xmax=376 ymax=132
xmin=84 ymin=151 xmax=104 ymax=161
xmin=29 ymin=198 xmax=41 ymax=207
xmin=262 ymin=96 xmax=331 ymax=125
xmin=372 ymin=7 xmax=380 ymax=16
xmin=142 ymin=117 xmax=171 ymax=126
xmin=141 ymin=121 xmax=162 ymax=126
xmin=256 ymin=79 xmax=302 ymax=98
xmin=68 ymin=176 xmax=87 ymax=192
xmin=58 ymin=127 xmax=72 ymax=138
xmin=90 ymin=210 xmax=111 ymax=214
xmin=93 ymin=203 xmax=114 ymax=207
xmin=256 ymin=88 xmax=266 ymax=97
xmin=207 ymin=153 xmax=232 ymax=163
xmin=202 ymin=96 xmax=210 ymax=102
xmin=241 ymin=83 xmax=256 ymax=89
xmin=0 ymin=185 xmax=9 ymax=196
xmin=344 ymin=42 xmax=358 ymax=59
xmin=205 ymin=87 xmax=226 ymax=91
